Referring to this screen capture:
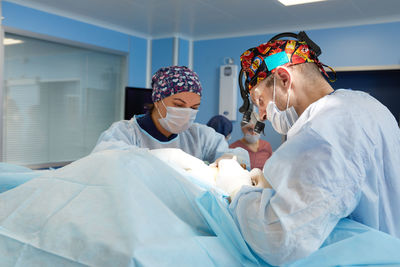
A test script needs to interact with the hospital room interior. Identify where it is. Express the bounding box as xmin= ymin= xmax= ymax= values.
xmin=1 ymin=0 xmax=400 ymax=266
